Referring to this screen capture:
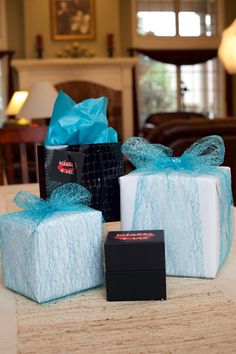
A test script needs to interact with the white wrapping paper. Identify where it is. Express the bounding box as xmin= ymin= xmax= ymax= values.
xmin=120 ymin=167 xmax=232 ymax=278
